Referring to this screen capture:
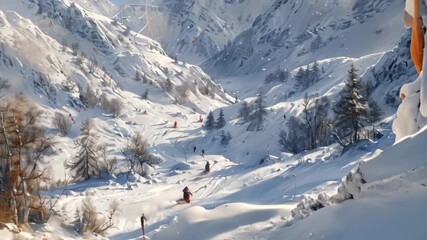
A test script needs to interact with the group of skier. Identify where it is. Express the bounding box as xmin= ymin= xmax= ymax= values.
xmin=140 ymin=115 xmax=212 ymax=237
